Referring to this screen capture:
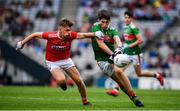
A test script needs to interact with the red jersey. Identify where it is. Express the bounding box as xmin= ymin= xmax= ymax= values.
xmin=42 ymin=31 xmax=77 ymax=61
